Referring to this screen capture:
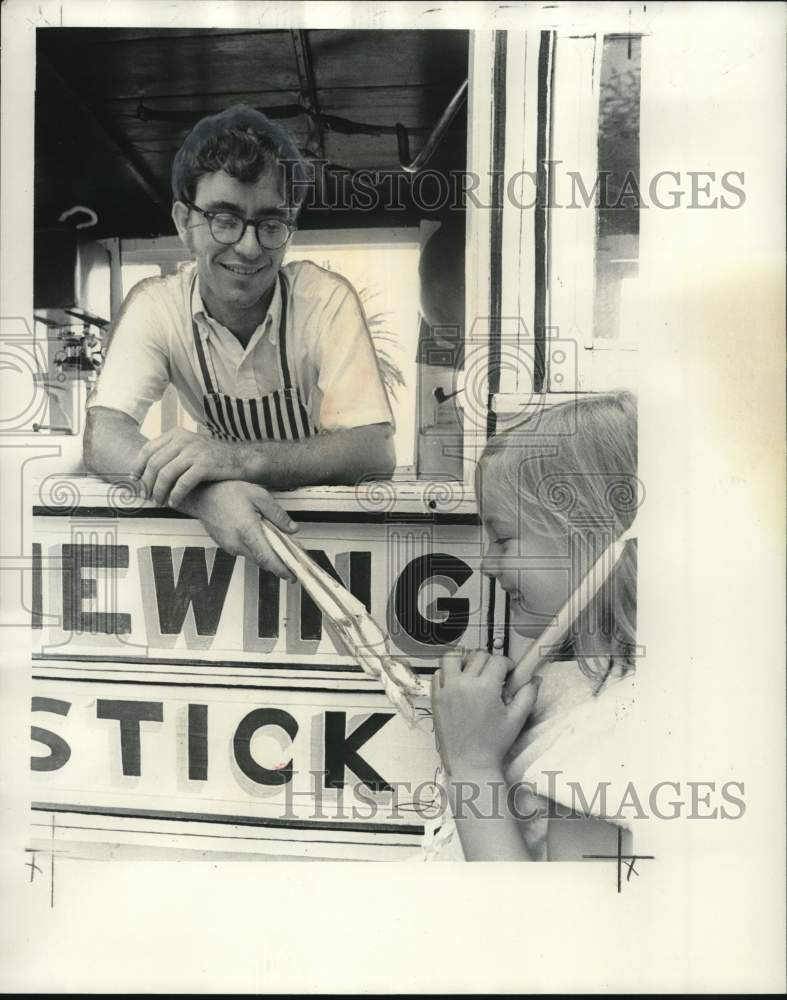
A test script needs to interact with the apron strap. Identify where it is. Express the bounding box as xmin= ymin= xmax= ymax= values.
xmin=276 ymin=271 xmax=314 ymax=440
xmin=190 ymin=268 xmax=313 ymax=442
xmin=189 ymin=272 xmax=218 ymax=397
xmin=277 ymin=271 xmax=294 ymax=391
